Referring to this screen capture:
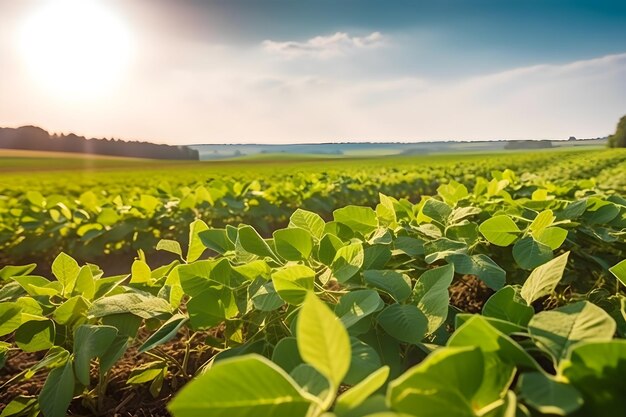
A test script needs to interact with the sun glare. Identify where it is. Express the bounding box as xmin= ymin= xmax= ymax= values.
xmin=18 ymin=0 xmax=133 ymax=98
